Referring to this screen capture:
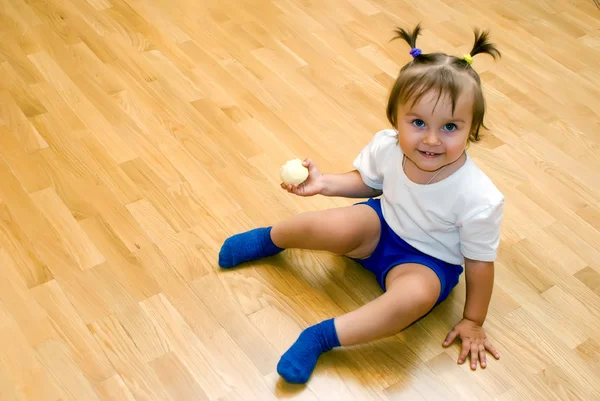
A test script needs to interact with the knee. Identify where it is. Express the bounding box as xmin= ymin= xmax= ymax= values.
xmin=411 ymin=285 xmax=439 ymax=311
xmin=388 ymin=274 xmax=440 ymax=312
